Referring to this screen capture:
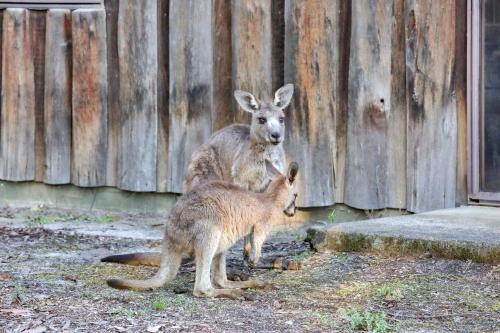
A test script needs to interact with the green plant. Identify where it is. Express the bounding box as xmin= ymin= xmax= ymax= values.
xmin=25 ymin=214 xmax=51 ymax=227
xmin=374 ymin=282 xmax=404 ymax=302
xmin=153 ymin=297 xmax=167 ymax=311
xmin=328 ymin=209 xmax=337 ymax=223
xmin=338 ymin=307 xmax=390 ymax=333
xmin=111 ymin=306 xmax=145 ymax=317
